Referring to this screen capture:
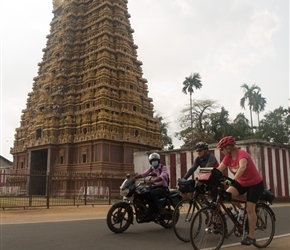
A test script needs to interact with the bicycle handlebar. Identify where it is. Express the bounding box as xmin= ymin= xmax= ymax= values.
xmin=220 ymin=174 xmax=236 ymax=185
